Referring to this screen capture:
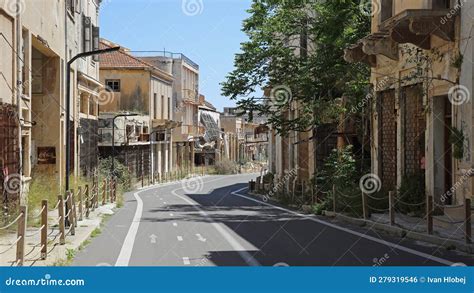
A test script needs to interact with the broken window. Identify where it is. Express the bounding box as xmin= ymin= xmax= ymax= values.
xmin=432 ymin=0 xmax=451 ymax=9
xmin=105 ymin=79 xmax=121 ymax=92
